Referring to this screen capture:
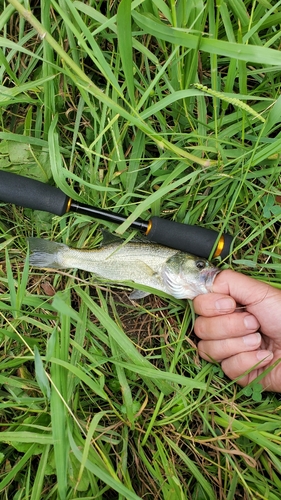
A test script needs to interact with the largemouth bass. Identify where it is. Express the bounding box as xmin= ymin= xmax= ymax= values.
xmin=28 ymin=237 xmax=220 ymax=300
